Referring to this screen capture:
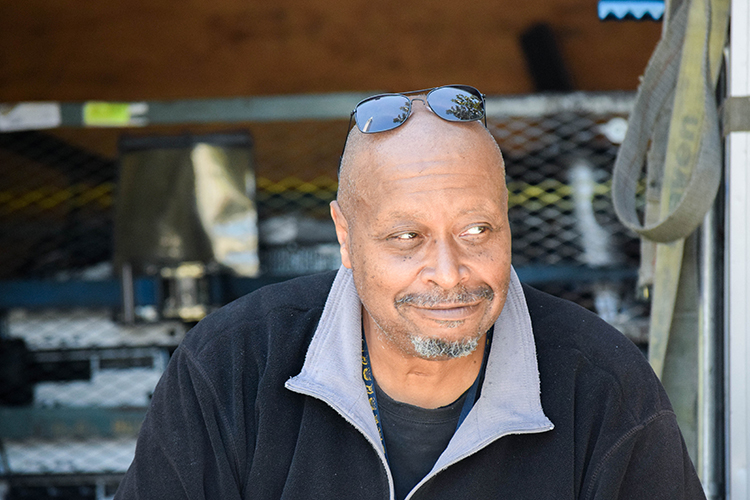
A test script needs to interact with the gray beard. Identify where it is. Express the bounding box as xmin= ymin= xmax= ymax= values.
xmin=393 ymin=284 xmax=493 ymax=359
xmin=409 ymin=331 xmax=482 ymax=359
